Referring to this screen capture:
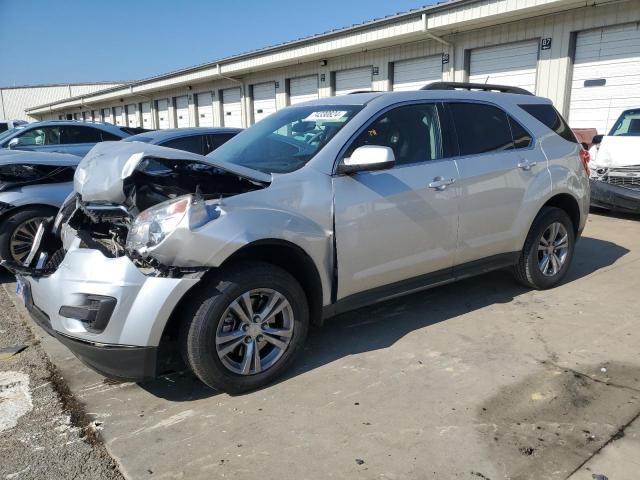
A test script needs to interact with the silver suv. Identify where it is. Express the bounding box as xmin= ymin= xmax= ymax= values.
xmin=14 ymin=84 xmax=590 ymax=393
